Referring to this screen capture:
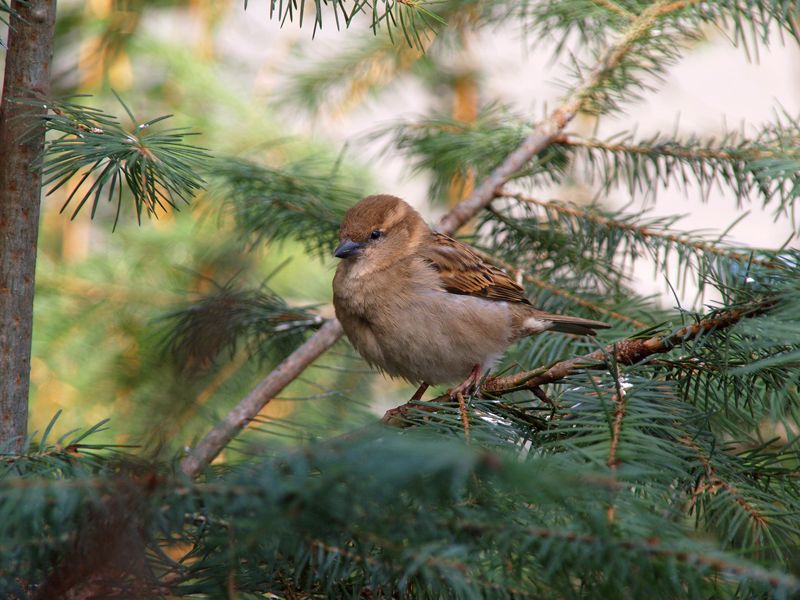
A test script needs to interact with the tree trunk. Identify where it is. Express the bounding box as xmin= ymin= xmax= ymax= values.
xmin=0 ymin=0 xmax=58 ymax=452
